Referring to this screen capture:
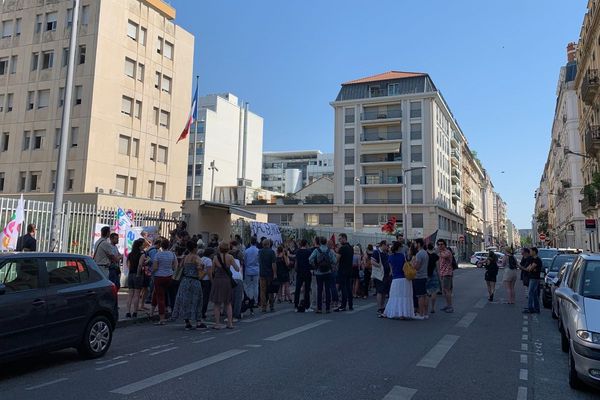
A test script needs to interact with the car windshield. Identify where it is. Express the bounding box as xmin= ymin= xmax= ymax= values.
xmin=583 ymin=261 xmax=600 ymax=298
xmin=538 ymin=249 xmax=559 ymax=260
xmin=549 ymin=255 xmax=577 ymax=272
xmin=542 ymin=258 xmax=553 ymax=269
